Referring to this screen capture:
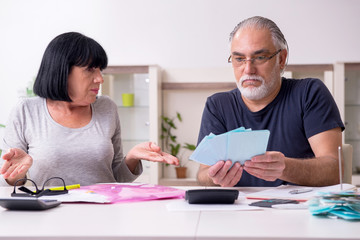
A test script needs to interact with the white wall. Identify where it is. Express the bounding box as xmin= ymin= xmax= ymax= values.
xmin=0 ymin=0 xmax=360 ymax=123
xmin=1 ymin=0 xmax=359 ymax=126
xmin=1 ymin=0 xmax=360 ymax=123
